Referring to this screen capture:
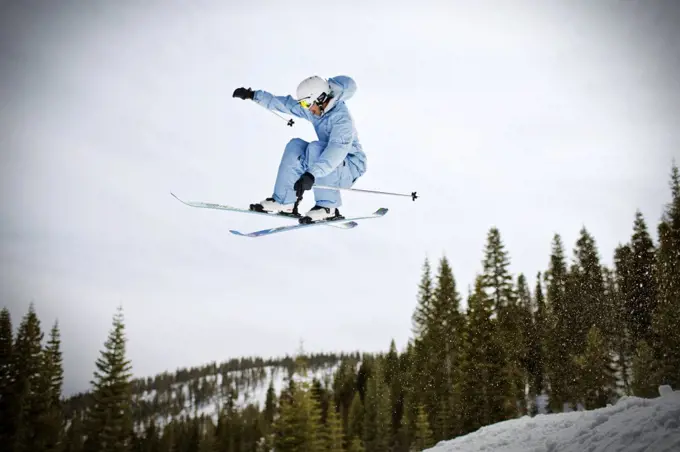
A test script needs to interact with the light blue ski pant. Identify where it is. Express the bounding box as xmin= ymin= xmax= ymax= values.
xmin=272 ymin=138 xmax=358 ymax=208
